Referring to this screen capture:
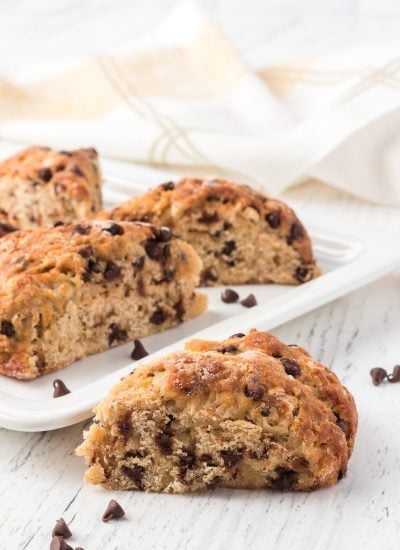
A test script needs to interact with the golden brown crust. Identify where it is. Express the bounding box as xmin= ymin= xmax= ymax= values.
xmin=100 ymin=177 xmax=319 ymax=285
